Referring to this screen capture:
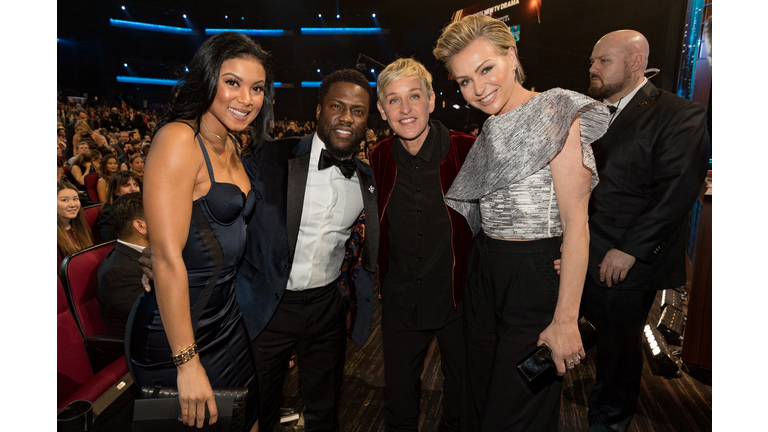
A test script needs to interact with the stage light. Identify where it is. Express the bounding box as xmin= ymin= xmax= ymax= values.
xmin=122 ymin=6 xmax=125 ymax=10
xmin=110 ymin=19 xmax=193 ymax=35
xmin=225 ymin=15 xmax=228 ymax=19
xmin=318 ymin=14 xmax=322 ymax=18
xmin=185 ymin=66 xmax=189 ymax=72
xmin=337 ymin=14 xmax=340 ymax=18
xmin=370 ymin=69 xmax=374 ymax=73
xmin=657 ymin=288 xmax=686 ymax=346
xmin=117 ymin=76 xmax=179 ymax=86
xmin=453 ymin=104 xmax=460 ymax=109
xmin=317 ymin=69 xmax=321 ymax=73
xmin=642 ymin=324 xmax=682 ymax=378
xmin=372 ymin=13 xmax=376 ymax=17
xmin=124 ymin=63 xmax=128 ymax=67
xmin=301 ymin=27 xmax=386 ymax=35
xmin=205 ymin=29 xmax=289 ymax=36
xmin=183 ymin=14 xmax=187 ymax=19
xmin=241 ymin=17 xmax=244 ymax=20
